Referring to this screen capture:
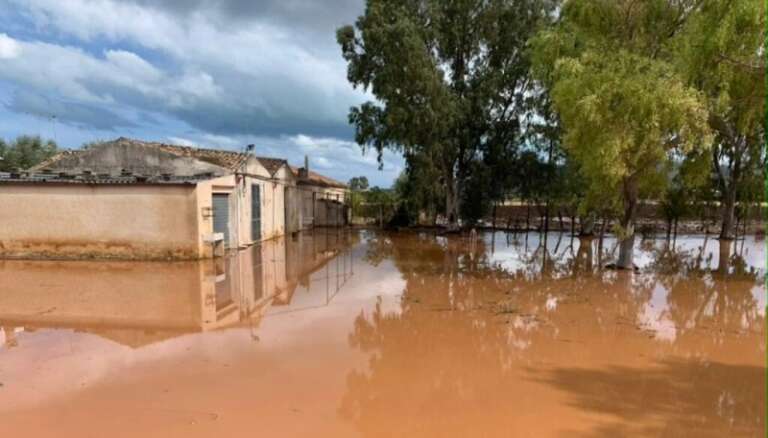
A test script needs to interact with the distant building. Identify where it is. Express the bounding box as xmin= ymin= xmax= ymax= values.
xmin=0 ymin=137 xmax=349 ymax=260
